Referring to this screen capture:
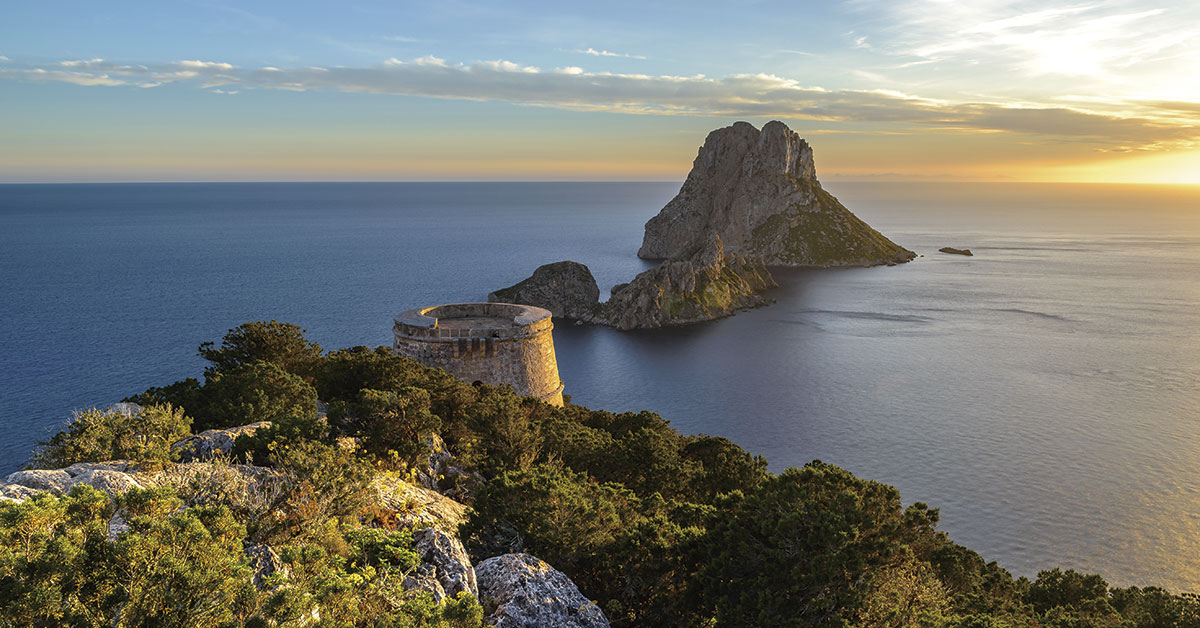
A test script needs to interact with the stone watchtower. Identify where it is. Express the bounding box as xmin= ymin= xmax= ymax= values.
xmin=392 ymin=303 xmax=565 ymax=406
